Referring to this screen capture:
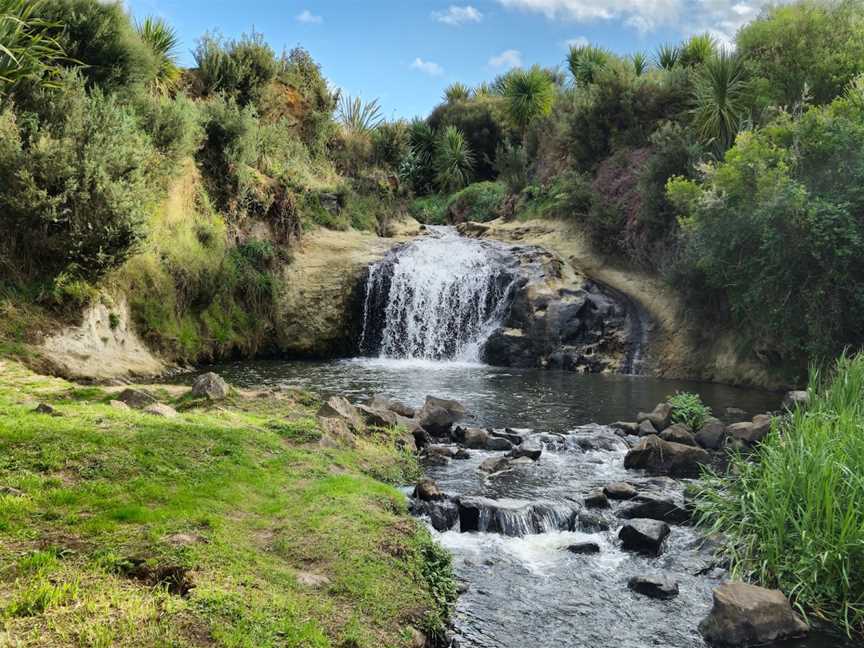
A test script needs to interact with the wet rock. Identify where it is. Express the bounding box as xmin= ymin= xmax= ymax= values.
xmin=568 ymin=425 xmax=630 ymax=452
xmin=412 ymin=428 xmax=432 ymax=450
xmin=618 ymin=496 xmax=690 ymax=524
xmin=619 ymin=518 xmax=670 ymax=554
xmin=462 ymin=427 xmax=489 ymax=449
xmin=458 ymin=497 xmax=576 ymax=536
xmin=417 ymin=396 xmax=466 ymax=435
xmin=508 ymin=443 xmax=542 ymax=461
xmin=628 ymin=575 xmax=679 ymax=600
xmin=624 ymin=435 xmax=710 ymax=477
xmin=317 ymin=396 xmax=364 ymax=433
xmin=144 ymin=403 xmax=178 ymax=418
xmin=567 ymin=542 xmax=600 ymax=555
xmin=610 ymin=421 xmax=639 ymax=435
xmin=699 ymin=582 xmax=809 ymax=646
xmin=660 ymin=423 xmax=697 ymax=446
xmin=489 ymin=429 xmax=524 ymax=445
xmin=190 ymin=372 xmax=229 ymax=400
xmin=584 ymin=489 xmax=610 ymax=509
xmin=485 ymin=436 xmax=514 ymax=451
xmin=33 ymin=403 xmax=58 ymax=415
xmin=367 ymin=394 xmax=416 ymax=418
xmin=116 ymin=388 xmax=157 ymax=409
xmin=425 ymin=445 xmax=458 ymax=461
xmin=452 ymin=448 xmax=471 ymax=460
xmin=479 ymin=456 xmax=511 ymax=473
xmin=356 ymin=404 xmax=398 ymax=428
xmin=411 ymin=498 xmax=459 ymax=531
xmin=727 ymin=415 xmax=773 ymax=445
xmin=413 ymin=479 xmax=444 ymax=501
xmin=637 ymin=402 xmax=672 ymax=431
xmin=577 ymin=510 xmax=611 ymax=532
xmin=695 ymin=418 xmax=727 ymax=450
xmin=782 ymin=390 xmax=809 ymax=410
xmin=637 ymin=419 xmax=658 ymax=437
xmin=603 ymin=482 xmax=637 ymax=500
